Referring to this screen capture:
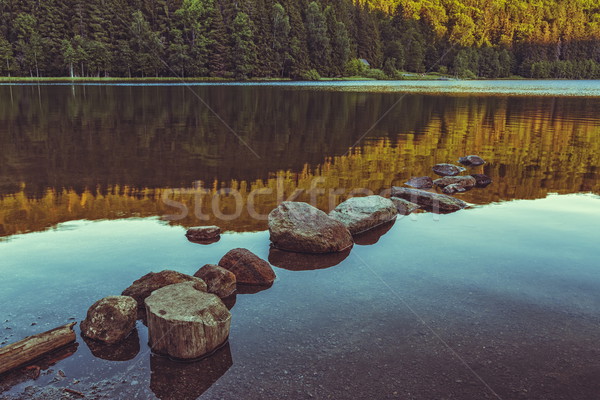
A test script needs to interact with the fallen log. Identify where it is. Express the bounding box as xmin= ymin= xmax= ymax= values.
xmin=0 ymin=322 xmax=76 ymax=375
